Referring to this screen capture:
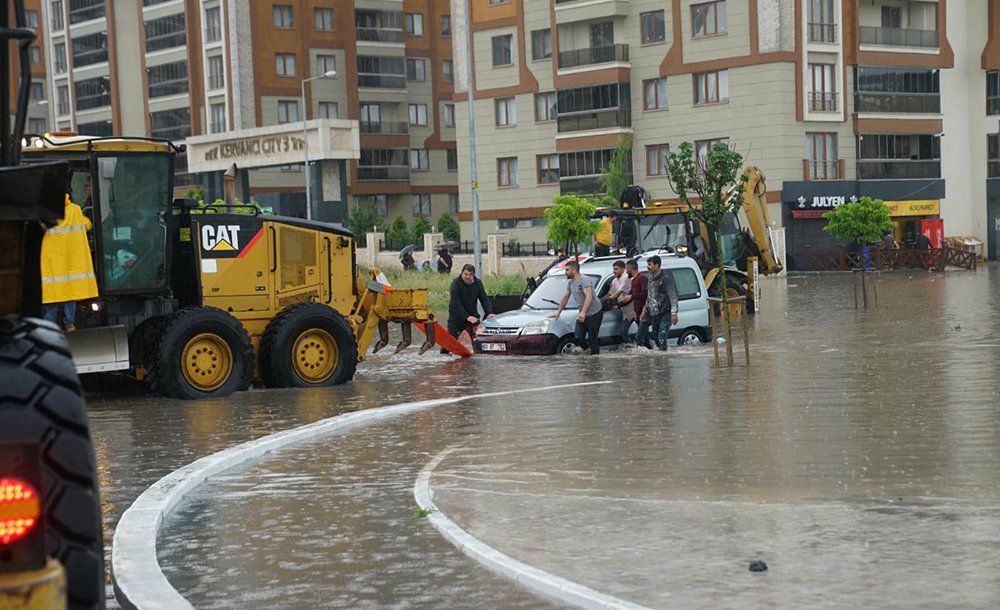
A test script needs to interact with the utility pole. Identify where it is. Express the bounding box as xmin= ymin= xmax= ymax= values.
xmin=463 ymin=0 xmax=481 ymax=275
